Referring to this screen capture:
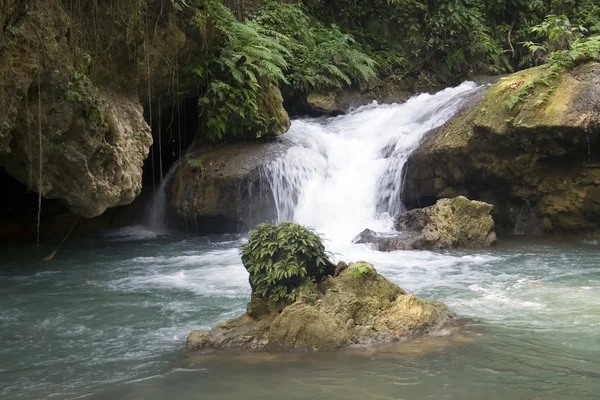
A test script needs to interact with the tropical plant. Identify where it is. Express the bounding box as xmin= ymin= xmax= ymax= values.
xmin=546 ymin=35 xmax=600 ymax=67
xmin=241 ymin=222 xmax=332 ymax=304
xmin=186 ymin=0 xmax=289 ymax=142
xmin=350 ymin=262 xmax=375 ymax=278
xmin=253 ymin=1 xmax=377 ymax=91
